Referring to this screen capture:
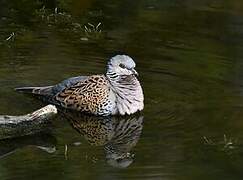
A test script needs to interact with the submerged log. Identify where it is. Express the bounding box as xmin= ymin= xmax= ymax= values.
xmin=0 ymin=105 xmax=57 ymax=140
